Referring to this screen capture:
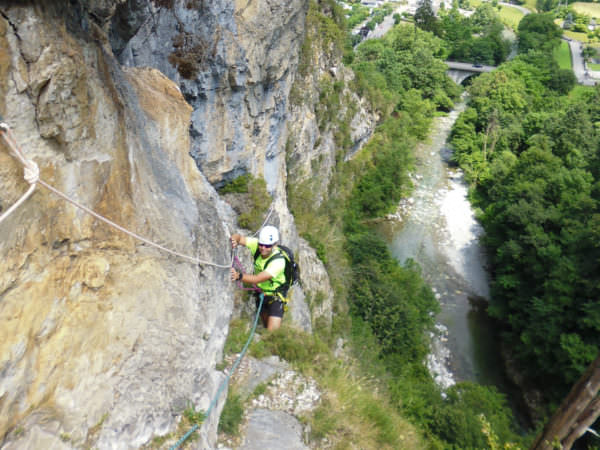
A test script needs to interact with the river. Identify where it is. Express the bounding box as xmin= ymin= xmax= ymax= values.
xmin=376 ymin=99 xmax=508 ymax=389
